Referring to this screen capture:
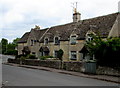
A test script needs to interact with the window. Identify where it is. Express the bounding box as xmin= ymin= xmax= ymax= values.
xmin=86 ymin=35 xmax=93 ymax=41
xmin=88 ymin=37 xmax=93 ymax=41
xmin=54 ymin=37 xmax=60 ymax=45
xmin=70 ymin=36 xmax=76 ymax=45
xmin=31 ymin=39 xmax=34 ymax=46
xmin=70 ymin=51 xmax=77 ymax=60
xmin=44 ymin=38 xmax=49 ymax=45
xmin=40 ymin=51 xmax=49 ymax=56
xmin=86 ymin=32 xmax=94 ymax=42
xmin=54 ymin=51 xmax=59 ymax=58
xmin=32 ymin=52 xmax=35 ymax=54
xmin=44 ymin=51 xmax=49 ymax=56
